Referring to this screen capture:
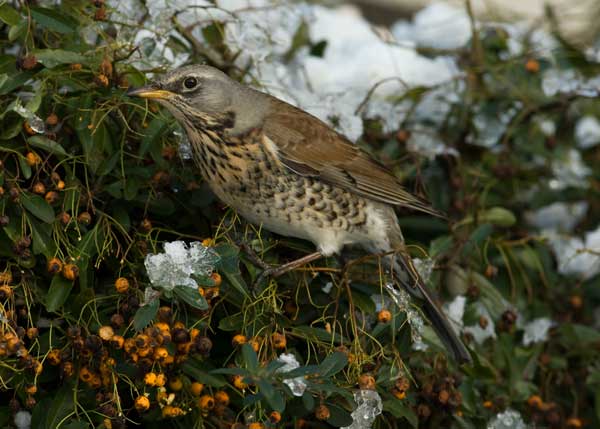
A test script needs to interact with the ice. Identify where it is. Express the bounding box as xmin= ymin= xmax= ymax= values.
xmin=413 ymin=258 xmax=435 ymax=283
xmin=144 ymin=241 xmax=220 ymax=290
xmin=535 ymin=117 xmax=556 ymax=137
xmin=391 ymin=3 xmax=471 ymax=50
xmin=444 ymin=295 xmax=466 ymax=331
xmin=12 ymin=100 xmax=46 ymax=134
xmin=487 ymin=409 xmax=527 ymax=429
xmin=469 ymin=103 xmax=519 ymax=149
xmin=525 ymin=201 xmax=588 ymax=233
xmin=522 ymin=318 xmax=554 ymax=346
xmin=383 ymin=283 xmax=427 ymax=351
xmin=322 ymin=282 xmax=333 ymax=294
xmin=549 ymin=149 xmax=591 ymax=190
xmin=575 ymin=115 xmax=600 ymax=149
xmin=14 ymin=411 xmax=31 ymax=429
xmin=341 ymin=390 xmax=383 ymax=429
xmin=277 ymin=353 xmax=307 ymax=396
xmin=542 ymin=69 xmax=600 ymax=98
xmin=406 ymin=125 xmax=459 ymax=160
